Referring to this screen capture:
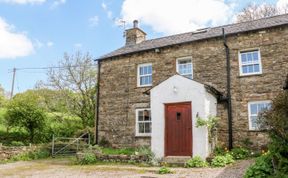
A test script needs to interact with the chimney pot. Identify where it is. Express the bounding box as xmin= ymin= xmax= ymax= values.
xmin=133 ymin=20 xmax=138 ymax=28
